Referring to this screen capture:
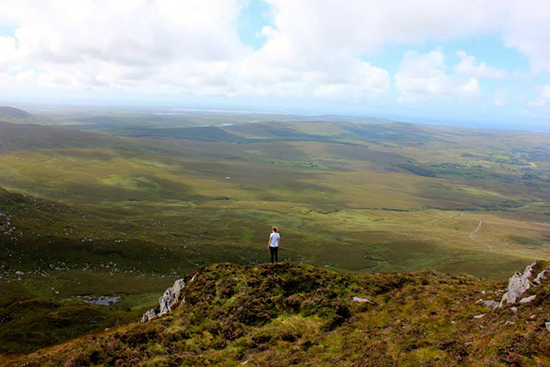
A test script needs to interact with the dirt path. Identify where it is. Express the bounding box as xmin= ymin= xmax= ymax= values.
xmin=469 ymin=220 xmax=483 ymax=241
xmin=469 ymin=220 xmax=494 ymax=251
